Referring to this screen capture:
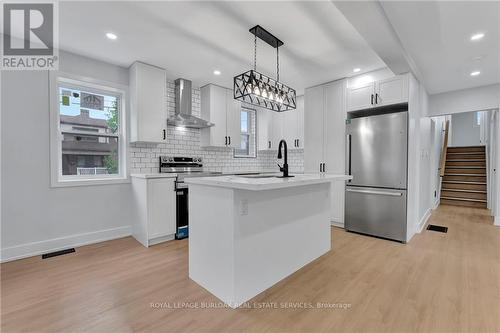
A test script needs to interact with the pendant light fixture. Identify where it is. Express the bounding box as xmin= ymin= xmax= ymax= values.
xmin=234 ymin=25 xmax=296 ymax=112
